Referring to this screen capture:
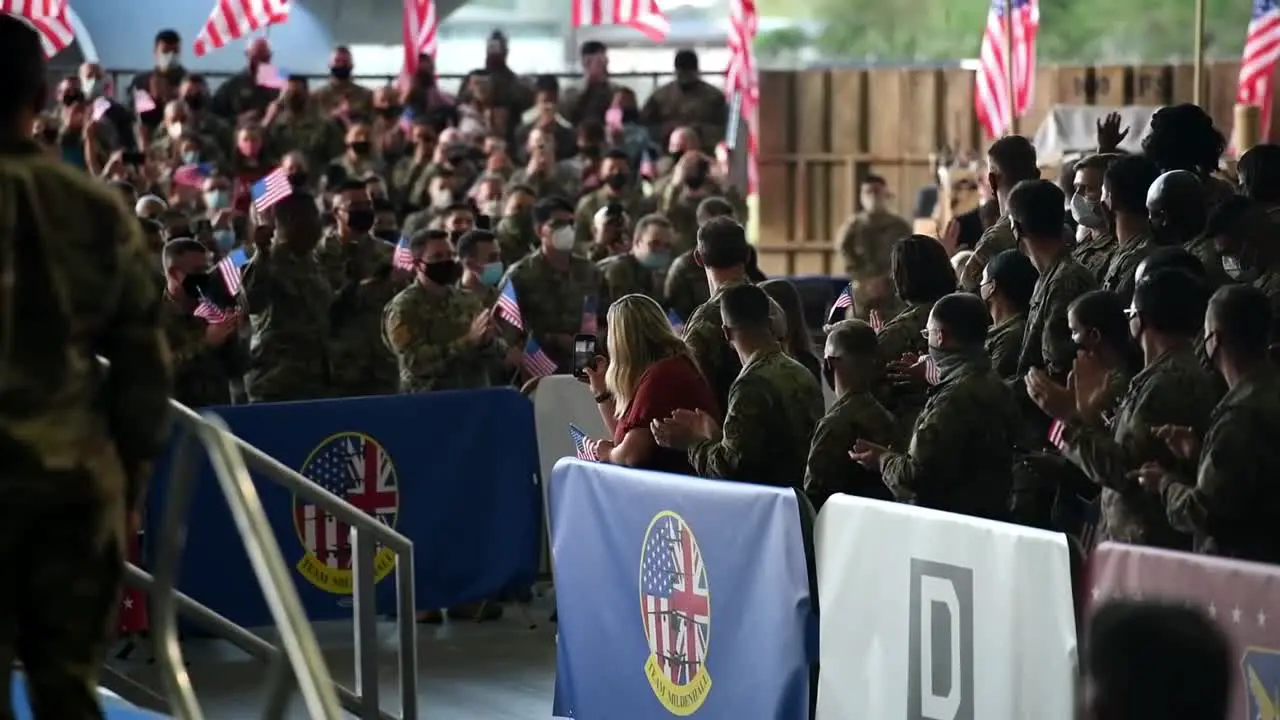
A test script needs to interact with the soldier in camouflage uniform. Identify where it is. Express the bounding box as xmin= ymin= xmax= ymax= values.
xmin=804 ymin=321 xmax=898 ymax=507
xmin=329 ymin=120 xmax=385 ymax=180
xmin=654 ymin=284 xmax=823 ymax=487
xmin=384 ymin=230 xmax=519 ymax=392
xmin=209 ymin=38 xmax=279 ymax=122
xmin=855 ymin=294 xmax=1023 ymax=520
xmin=1148 ymin=170 xmax=1231 ymax=291
xmin=506 ymin=127 xmax=577 ymax=199
xmin=959 ymin=136 xmax=1040 ymax=292
xmin=656 ymin=156 xmax=747 ymax=255
xmin=494 ymin=185 xmax=538 ymax=268
xmin=0 ymin=18 xmax=172 ymax=714
xmin=600 ymin=214 xmax=672 ymax=305
xmin=242 ymin=192 xmax=334 ymax=402
xmin=1099 ymin=155 xmax=1161 ymax=305
xmin=499 ymin=197 xmax=609 ymax=372
xmin=311 ymin=47 xmax=375 ymax=119
xmin=161 ymin=238 xmax=237 ymax=407
xmin=1205 ymin=194 xmax=1280 ymax=352
xmin=179 ymin=75 xmax=234 ymax=159
xmin=1137 ymin=284 xmax=1280 ymax=563
xmin=980 ymin=249 xmax=1037 ymax=382
xmin=321 ymin=182 xmax=400 ymax=397
xmin=457 ymin=229 xmax=504 ymax=308
xmin=1029 ymin=269 xmax=1220 ymax=548
xmin=574 ymin=149 xmax=645 ymax=252
xmin=1067 ymin=154 xmax=1118 ymax=282
xmin=650 ymin=127 xmax=700 ymax=199
xmin=664 ymin=197 xmax=737 ymax=331
xmin=587 ymin=203 xmax=630 ymax=262
xmin=641 ymin=50 xmax=729 ymax=151
xmin=264 ymin=76 xmax=345 ymax=174
xmin=837 ymin=174 xmax=912 ymax=321
xmin=389 ymin=119 xmax=437 ymax=212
